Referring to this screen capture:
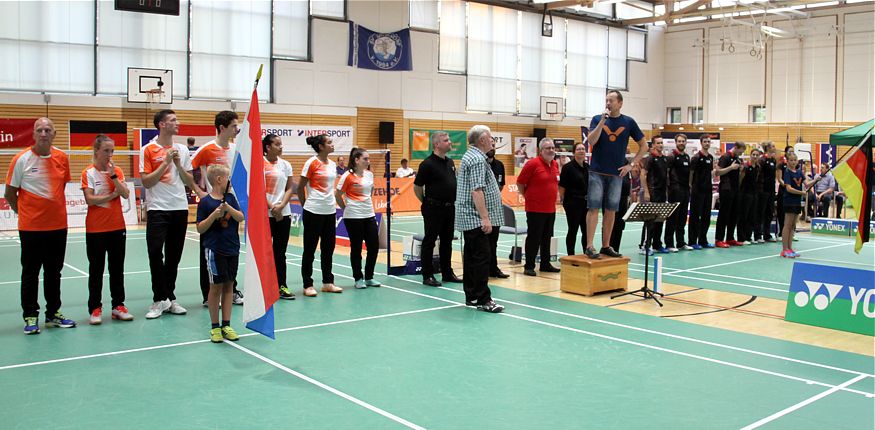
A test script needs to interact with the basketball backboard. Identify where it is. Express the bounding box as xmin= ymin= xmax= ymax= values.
xmin=540 ymin=96 xmax=564 ymax=121
xmin=127 ymin=68 xmax=172 ymax=104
